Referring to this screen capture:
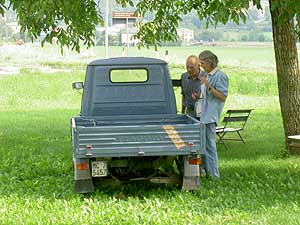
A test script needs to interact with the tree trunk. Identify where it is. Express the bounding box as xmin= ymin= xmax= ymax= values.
xmin=269 ymin=0 xmax=300 ymax=151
